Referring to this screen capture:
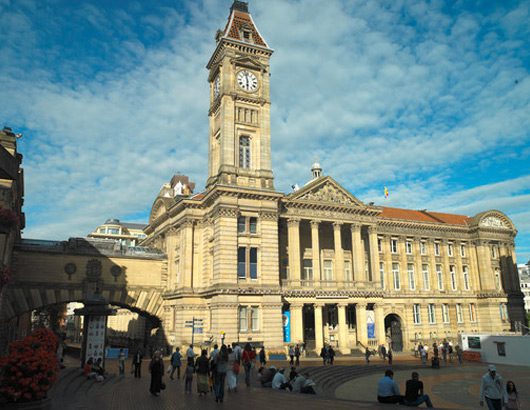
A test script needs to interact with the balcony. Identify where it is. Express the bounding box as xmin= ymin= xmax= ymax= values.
xmin=281 ymin=278 xmax=380 ymax=290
